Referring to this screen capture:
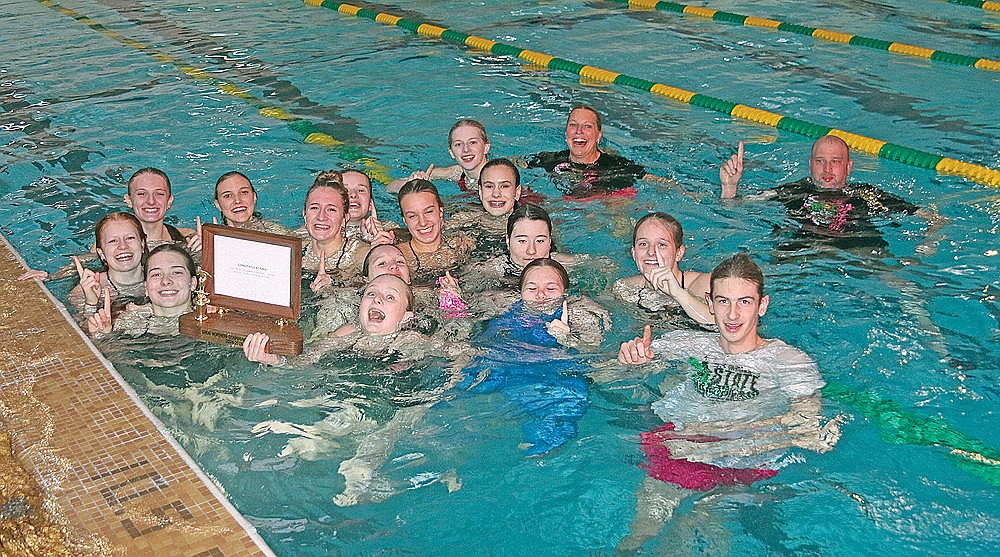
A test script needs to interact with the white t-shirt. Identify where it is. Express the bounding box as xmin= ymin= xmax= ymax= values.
xmin=648 ymin=330 xmax=824 ymax=469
